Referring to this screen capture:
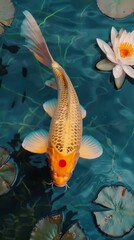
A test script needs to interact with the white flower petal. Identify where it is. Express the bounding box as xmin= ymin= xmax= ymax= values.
xmin=96 ymin=59 xmax=115 ymax=71
xmin=106 ymin=53 xmax=117 ymax=63
xmin=113 ymin=65 xmax=123 ymax=78
xmin=97 ymin=38 xmax=116 ymax=63
xmin=119 ymin=28 xmax=124 ymax=36
xmin=96 ymin=38 xmax=108 ymax=54
xmin=119 ymin=56 xmax=134 ymax=66
xmin=96 ymin=38 xmax=114 ymax=55
xmin=113 ymin=36 xmax=120 ymax=57
xmin=128 ymin=31 xmax=134 ymax=43
xmin=126 ymin=59 xmax=134 ymax=66
xmin=122 ymin=65 xmax=134 ymax=78
xmin=122 ymin=32 xmax=132 ymax=44
xmin=102 ymin=42 xmax=115 ymax=56
xmin=111 ymin=27 xmax=118 ymax=46
xmin=119 ymin=30 xmax=128 ymax=44
xmin=114 ymin=71 xmax=125 ymax=89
